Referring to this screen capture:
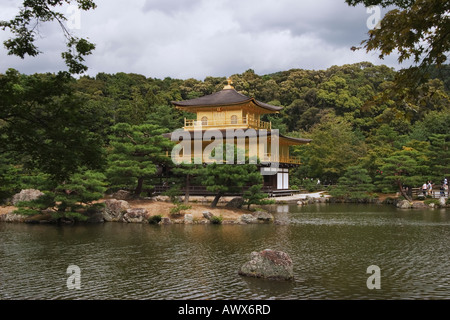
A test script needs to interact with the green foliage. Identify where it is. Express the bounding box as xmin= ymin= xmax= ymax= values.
xmin=170 ymin=204 xmax=191 ymax=216
xmin=424 ymin=199 xmax=440 ymax=206
xmin=148 ymin=215 xmax=162 ymax=224
xmin=0 ymin=0 xmax=97 ymax=74
xmin=242 ymin=184 xmax=273 ymax=210
xmin=375 ymin=145 xmax=428 ymax=200
xmin=0 ymin=154 xmax=21 ymax=202
xmin=163 ymin=186 xmax=182 ymax=203
xmin=55 ymin=170 xmax=107 ymax=210
xmin=329 ymin=166 xmax=374 ymax=199
xmin=0 ymin=69 xmax=106 ymax=183
xmin=210 ymin=215 xmax=223 ymax=225
xmin=202 ymin=160 xmax=262 ymax=208
xmin=14 ymin=192 xmax=56 ymax=216
xmin=0 ymin=63 xmax=449 ymax=206
xmin=295 ymin=113 xmax=367 ymax=183
xmin=346 ymin=0 xmax=449 ymax=104
xmin=106 ymin=123 xmax=174 ymax=195
xmin=170 ymin=163 xmax=206 ymax=203
xmin=14 ymin=169 xmax=106 ymax=221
